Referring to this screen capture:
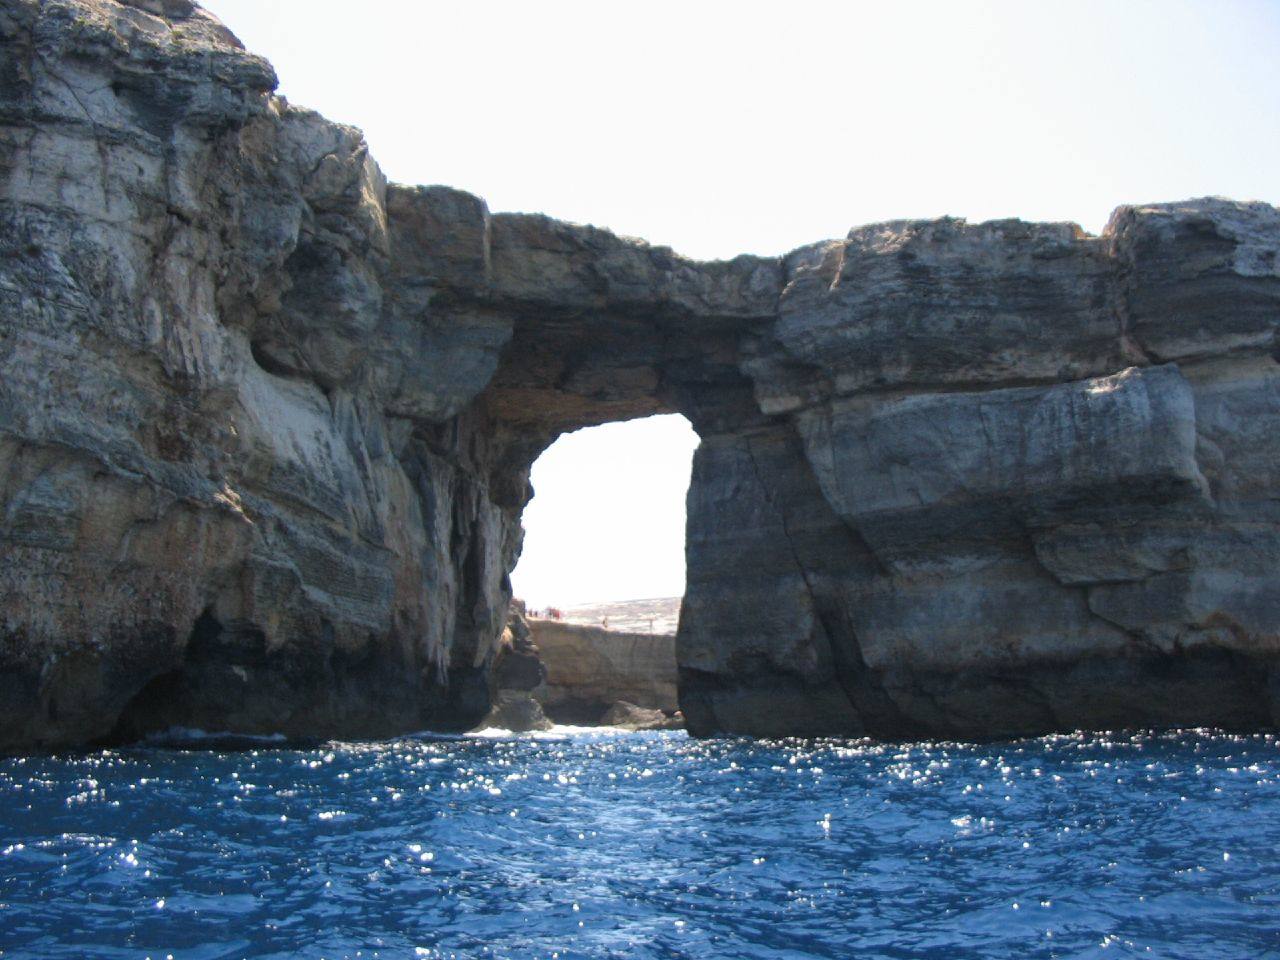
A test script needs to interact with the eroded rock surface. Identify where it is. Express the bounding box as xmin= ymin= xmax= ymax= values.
xmin=475 ymin=603 xmax=551 ymax=733
xmin=598 ymin=701 xmax=684 ymax=732
xmin=681 ymin=205 xmax=1280 ymax=739
xmin=2 ymin=0 xmax=1279 ymax=748
xmin=528 ymin=619 xmax=679 ymax=724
